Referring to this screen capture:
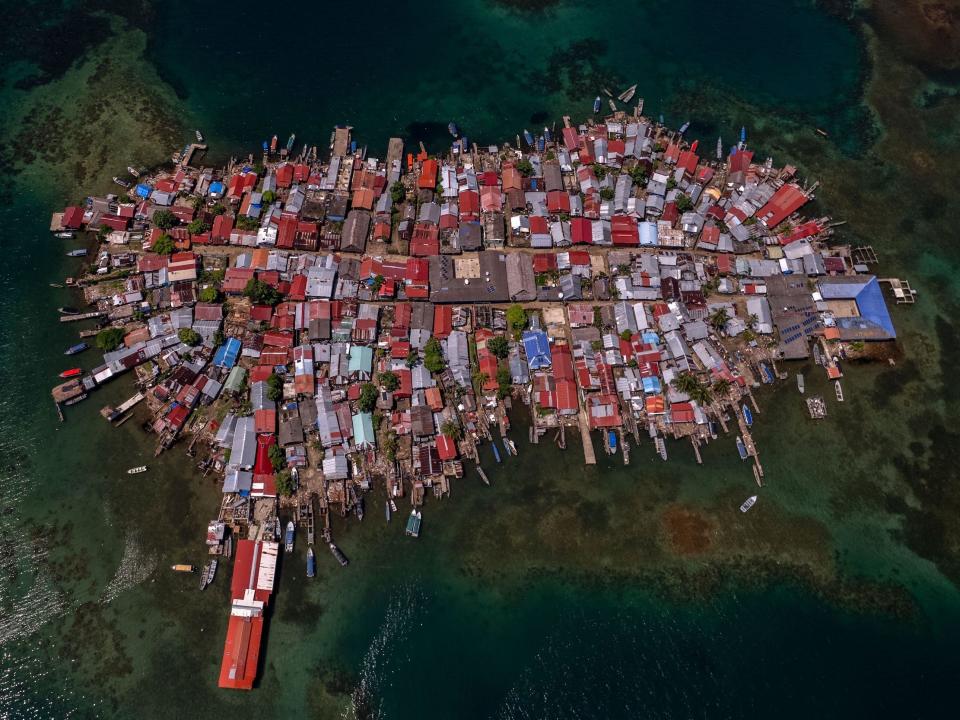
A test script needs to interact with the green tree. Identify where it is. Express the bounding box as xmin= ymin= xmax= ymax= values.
xmin=358 ymin=382 xmax=379 ymax=412
xmin=275 ymin=469 xmax=294 ymax=497
xmin=187 ymin=218 xmax=210 ymax=235
xmin=390 ymin=181 xmax=406 ymax=204
xmin=619 ymin=329 xmax=633 ymax=341
xmin=506 ymin=304 xmax=527 ymax=335
xmin=666 ymin=177 xmax=678 ymax=190
xmin=268 ymin=443 xmax=287 ymax=472
xmin=267 ymin=372 xmax=284 ymax=401
xmin=177 ymin=327 xmax=201 ymax=346
xmin=516 ymin=159 xmax=533 ymax=177
xmin=95 ymin=327 xmax=126 ymax=351
xmin=423 ymin=336 xmax=445 ymax=373
xmin=671 ymin=372 xmax=701 ymax=397
xmin=243 ymin=278 xmax=282 ymax=306
xmin=441 ymin=420 xmax=462 ymax=440
xmin=199 ymin=286 xmax=219 ymax=303
xmin=212 ymin=329 xmax=225 ymax=348
xmin=472 ymin=370 xmax=488 ymax=389
xmin=496 ymin=366 xmax=512 ymax=399
xmin=591 ymin=163 xmax=607 ymax=181
xmin=211 ymin=203 xmax=227 ymax=216
xmin=379 ymin=370 xmax=399 ymax=392
xmin=628 ymin=165 xmax=648 ymax=185
xmin=152 ymin=209 xmax=175 ymax=229
xmin=712 ymin=379 xmax=732 ymax=398
xmin=708 ymin=307 xmax=730 ymax=332
xmin=383 ymin=431 xmax=399 ymax=461
xmin=261 ymin=190 xmax=276 ymax=204
xmin=689 ymin=383 xmax=713 ymax=406
xmin=151 ymin=234 xmax=176 ymax=255
xmin=405 ymin=349 xmax=420 ymax=369
xmin=675 ymin=194 xmax=694 ymax=213
xmin=235 ymin=215 xmax=260 ymax=231
xmin=487 ymin=335 xmax=509 ymax=359
xmin=600 ymin=186 xmax=615 ymax=201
